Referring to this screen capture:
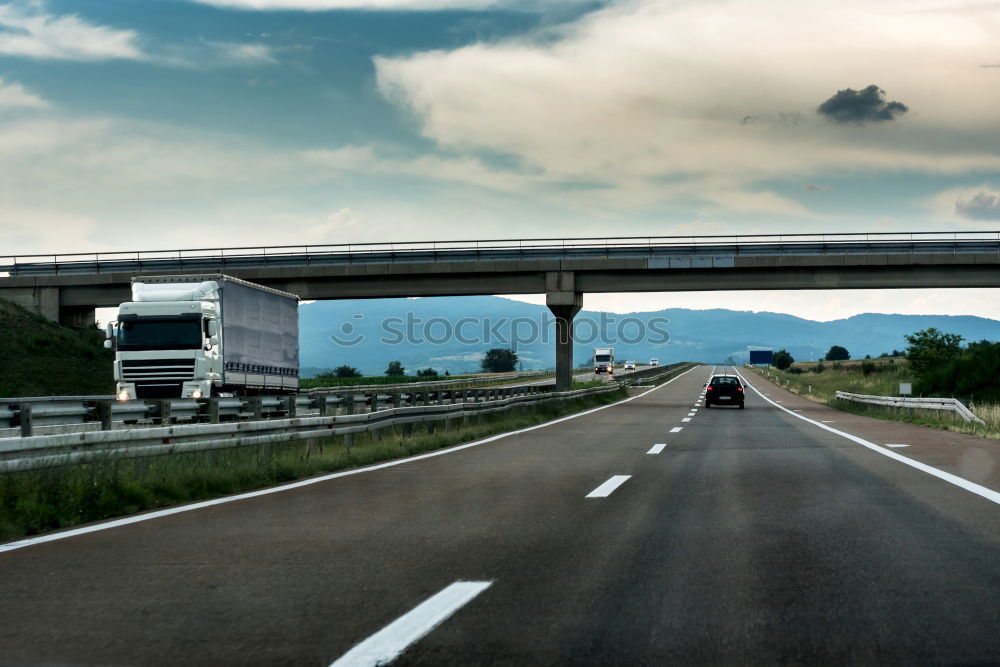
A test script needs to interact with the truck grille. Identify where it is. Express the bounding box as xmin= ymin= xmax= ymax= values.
xmin=121 ymin=359 xmax=196 ymax=382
